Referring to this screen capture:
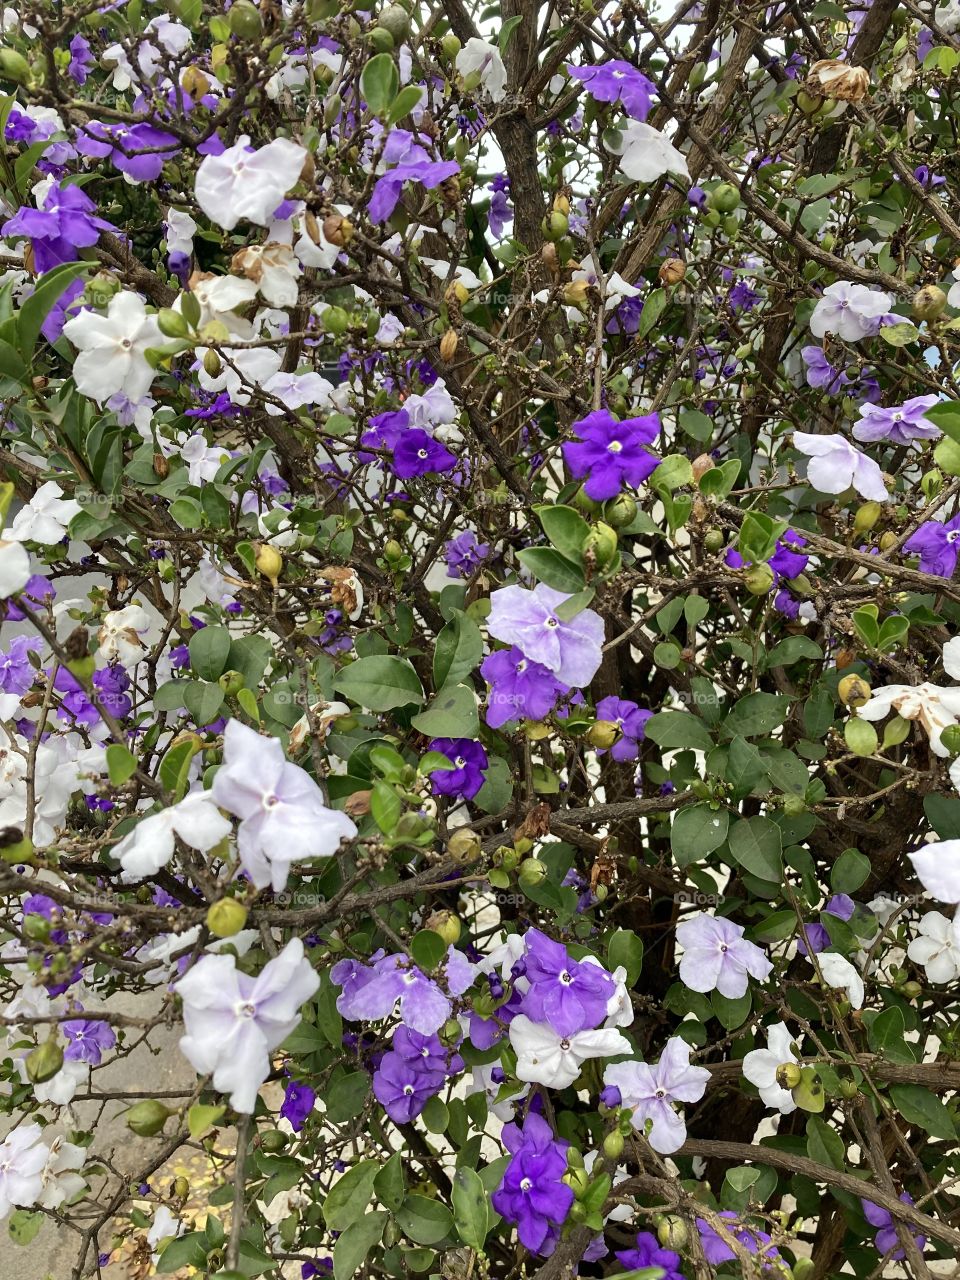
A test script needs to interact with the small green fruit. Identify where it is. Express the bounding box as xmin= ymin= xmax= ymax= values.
xmin=126 ymin=1100 xmax=172 ymax=1136
xmin=837 ymin=674 xmax=871 ymax=709
xmin=206 ymin=899 xmax=249 ymax=939
xmin=775 ymin=1061 xmax=802 ymax=1090
xmin=709 ymin=182 xmax=741 ymax=213
xmin=602 ymin=1129 xmax=625 ymax=1161
xmin=743 ymin=563 xmax=775 ymax=595
xmin=517 ymin=857 xmax=547 ymax=889
xmin=26 ymin=1040 xmax=63 ymax=1084
xmin=586 ymin=720 xmax=619 ymax=750
xmin=228 ymin=0 xmax=263 ymax=39
xmin=912 ymin=284 xmax=947 ymax=321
